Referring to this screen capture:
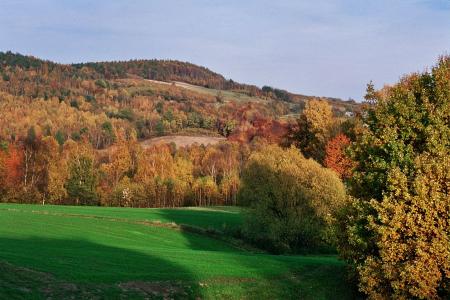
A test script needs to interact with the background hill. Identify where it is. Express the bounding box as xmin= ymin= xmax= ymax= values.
xmin=0 ymin=51 xmax=358 ymax=110
xmin=0 ymin=51 xmax=359 ymax=146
